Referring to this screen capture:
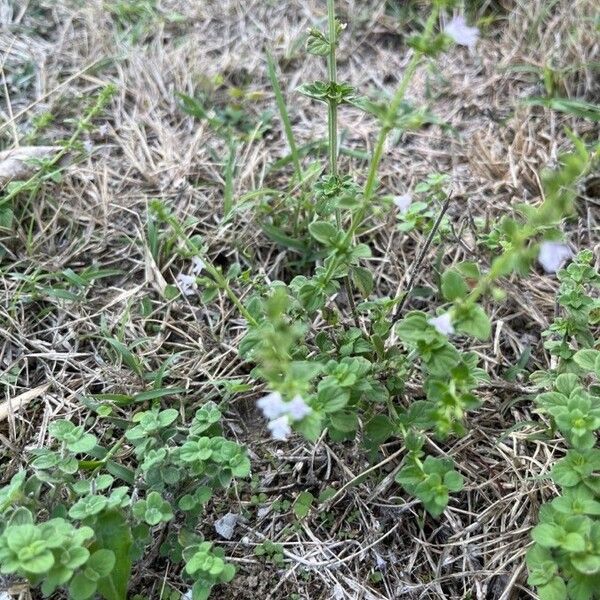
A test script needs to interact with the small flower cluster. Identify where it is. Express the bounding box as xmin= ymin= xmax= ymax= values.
xmin=256 ymin=392 xmax=312 ymax=441
xmin=176 ymin=256 xmax=205 ymax=296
